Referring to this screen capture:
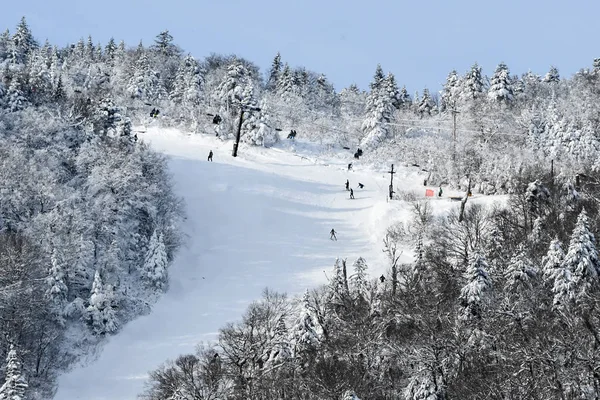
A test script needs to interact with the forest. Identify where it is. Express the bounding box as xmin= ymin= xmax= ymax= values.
xmin=0 ymin=15 xmax=599 ymax=399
